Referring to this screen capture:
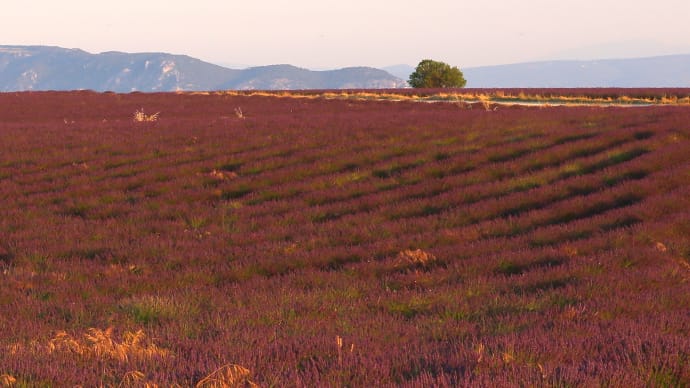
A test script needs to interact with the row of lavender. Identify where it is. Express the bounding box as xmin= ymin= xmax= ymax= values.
xmin=0 ymin=91 xmax=688 ymax=385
